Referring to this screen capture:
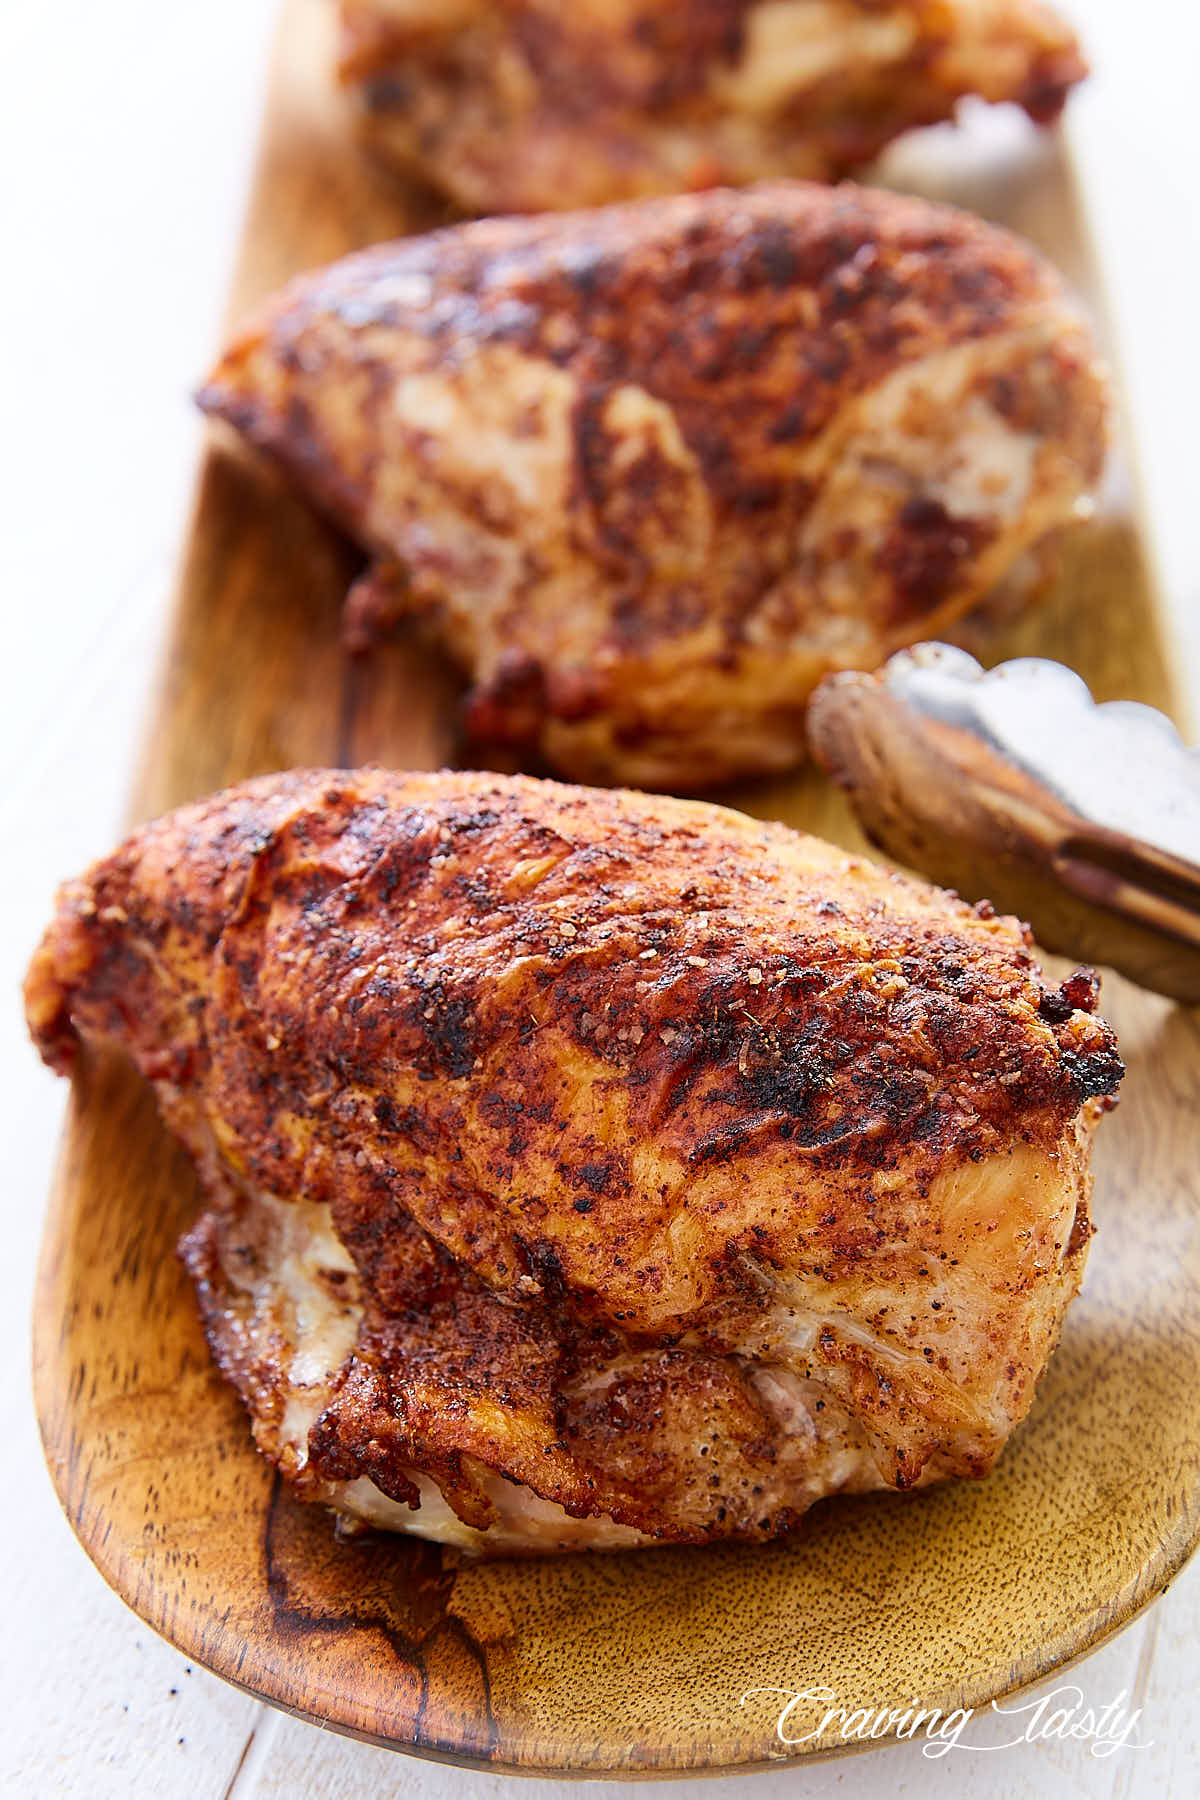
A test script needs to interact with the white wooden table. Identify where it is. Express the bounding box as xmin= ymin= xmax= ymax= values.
xmin=3 ymin=4 xmax=1197 ymax=1793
